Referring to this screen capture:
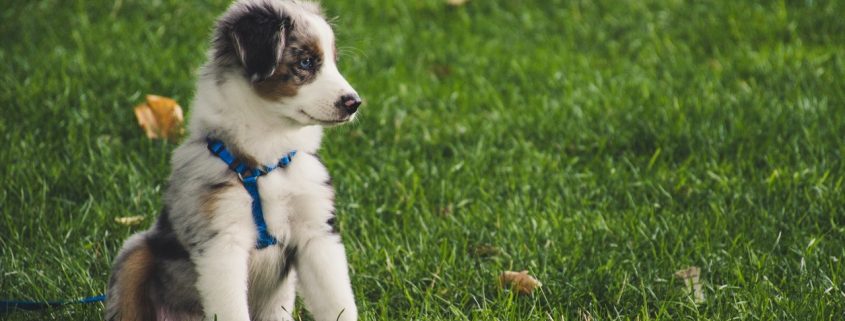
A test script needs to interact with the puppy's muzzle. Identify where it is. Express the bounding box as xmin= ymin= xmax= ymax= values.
xmin=336 ymin=93 xmax=362 ymax=114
